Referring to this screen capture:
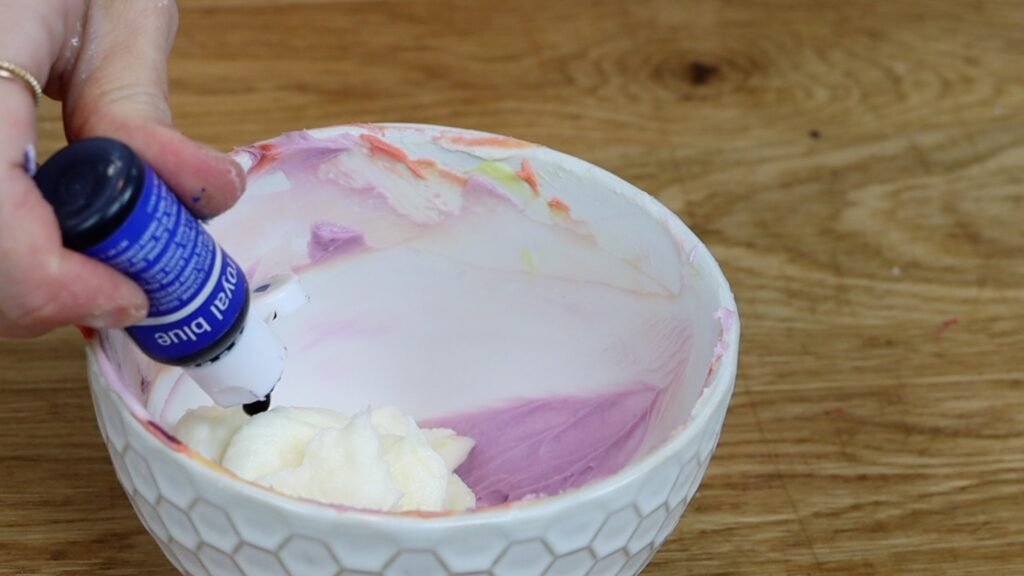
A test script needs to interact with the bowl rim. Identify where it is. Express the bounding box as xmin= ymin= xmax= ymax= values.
xmin=91 ymin=122 xmax=740 ymax=528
